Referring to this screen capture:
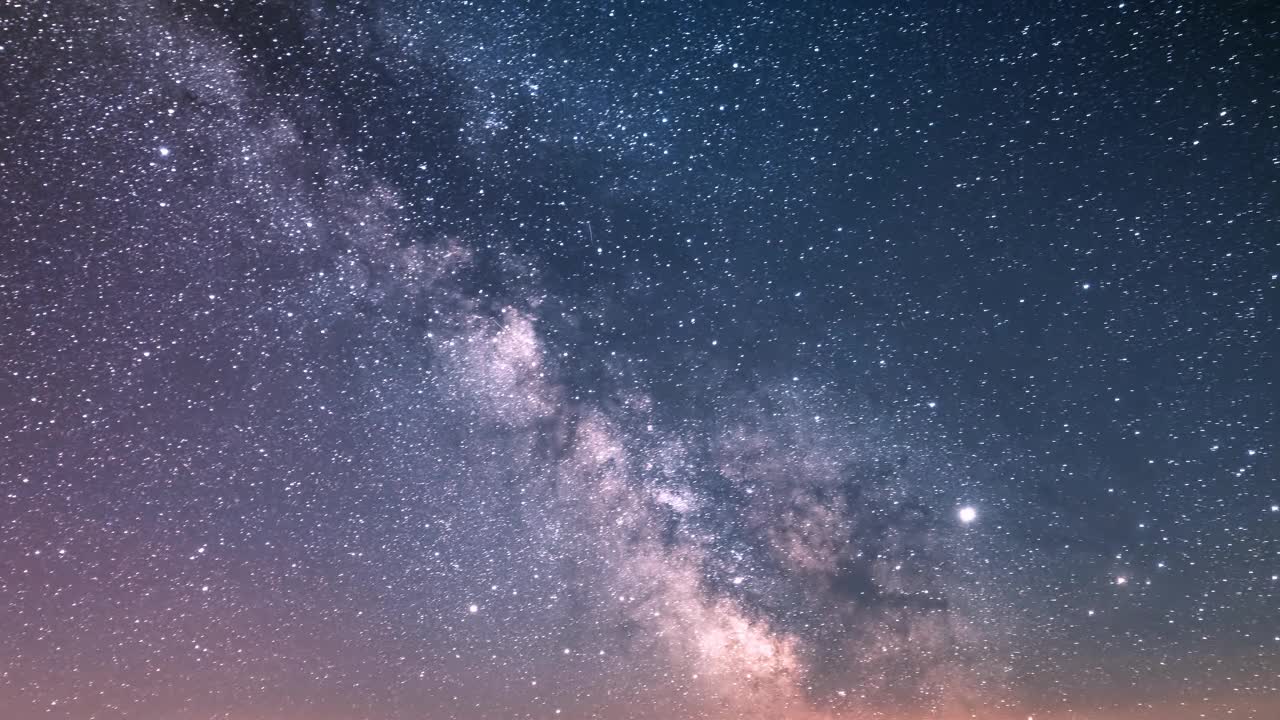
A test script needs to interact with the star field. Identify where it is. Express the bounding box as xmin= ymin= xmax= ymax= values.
xmin=0 ymin=1 xmax=1276 ymax=719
